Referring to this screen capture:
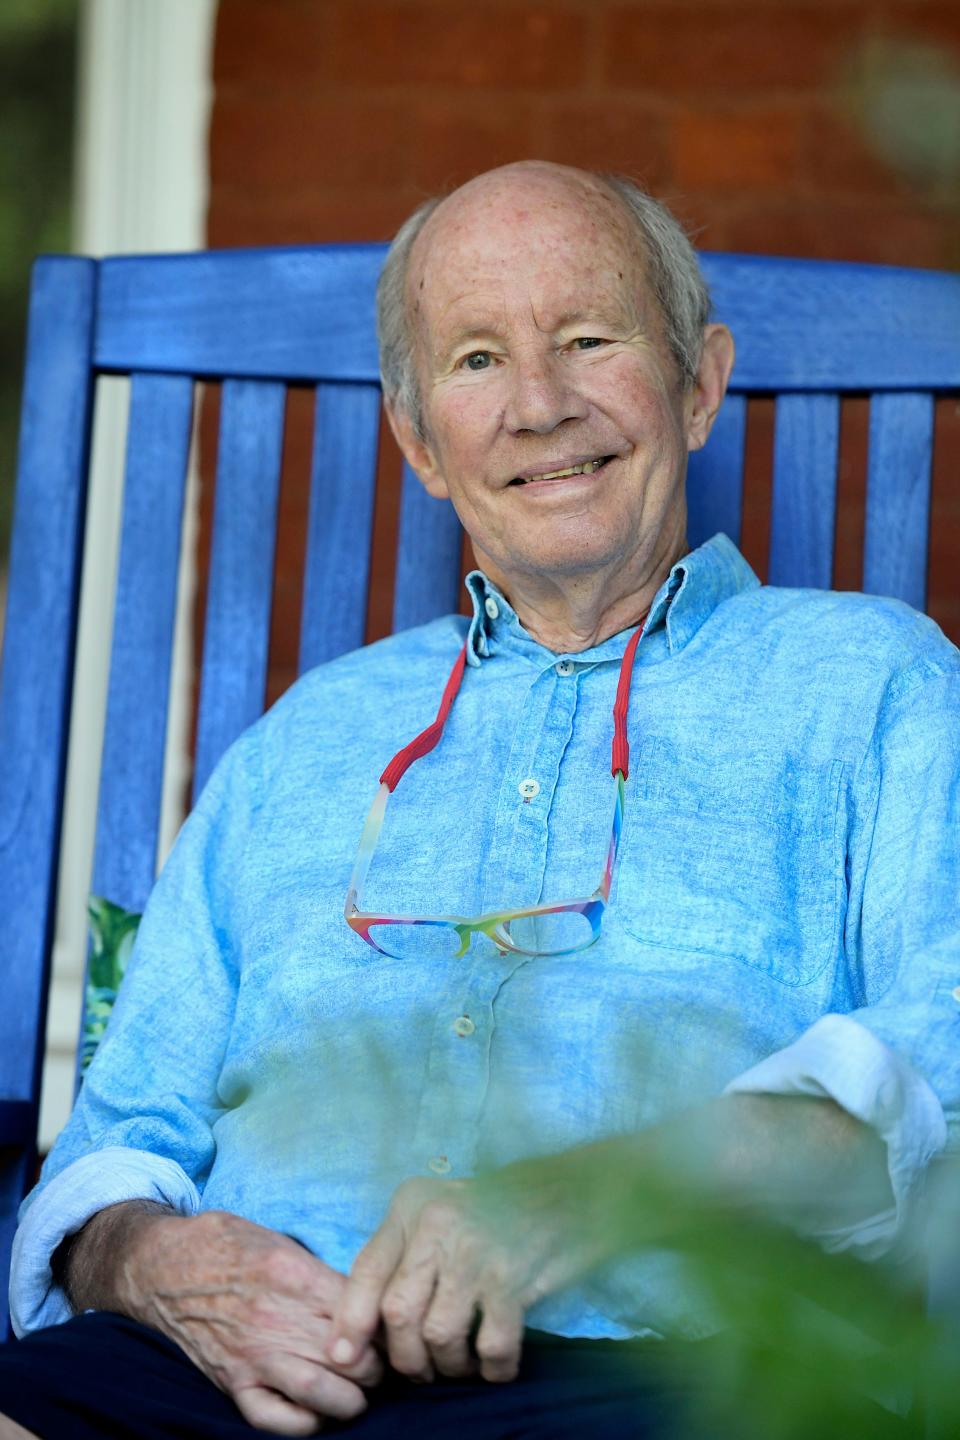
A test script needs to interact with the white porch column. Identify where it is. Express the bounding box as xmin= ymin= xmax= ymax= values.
xmin=41 ymin=0 xmax=218 ymax=1150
